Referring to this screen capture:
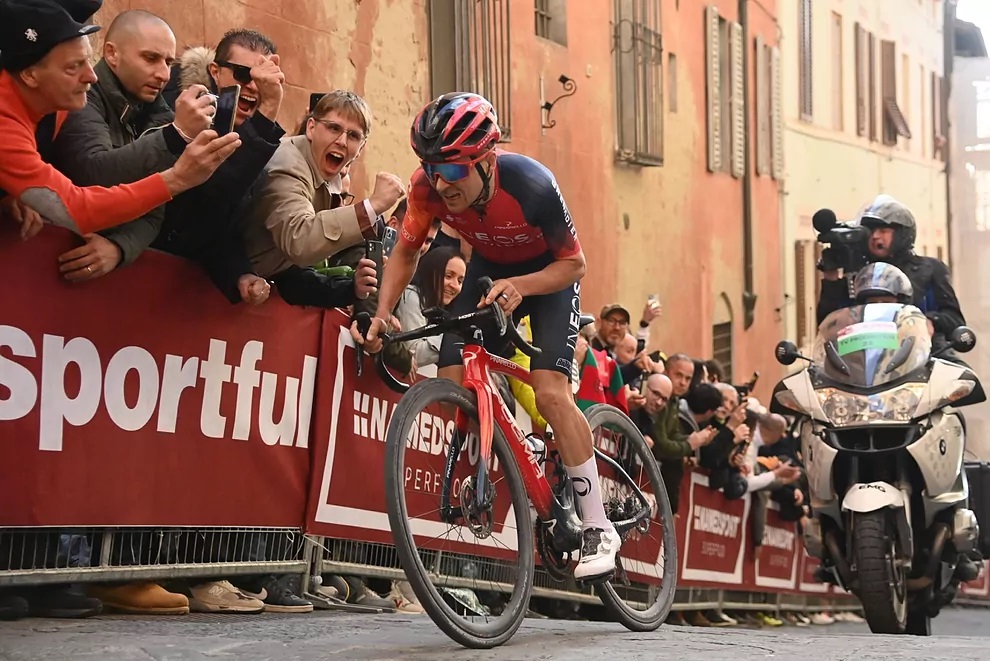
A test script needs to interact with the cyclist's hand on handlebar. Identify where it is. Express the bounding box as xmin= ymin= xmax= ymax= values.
xmin=479 ymin=278 xmax=522 ymax=314
xmin=350 ymin=316 xmax=388 ymax=354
